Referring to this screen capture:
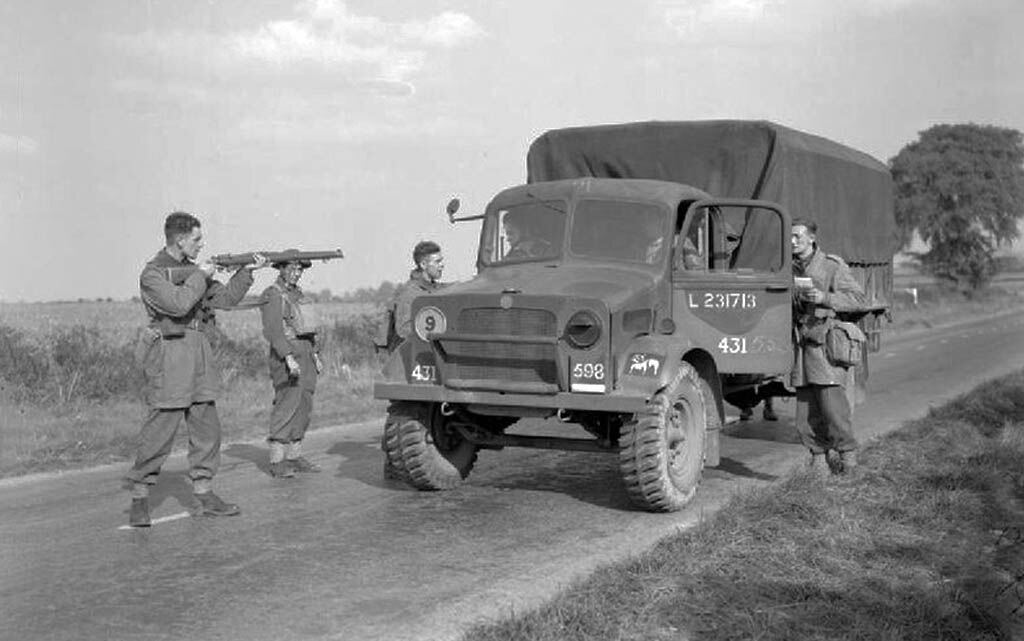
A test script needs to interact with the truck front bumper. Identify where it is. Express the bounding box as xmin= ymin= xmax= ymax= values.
xmin=373 ymin=382 xmax=650 ymax=414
